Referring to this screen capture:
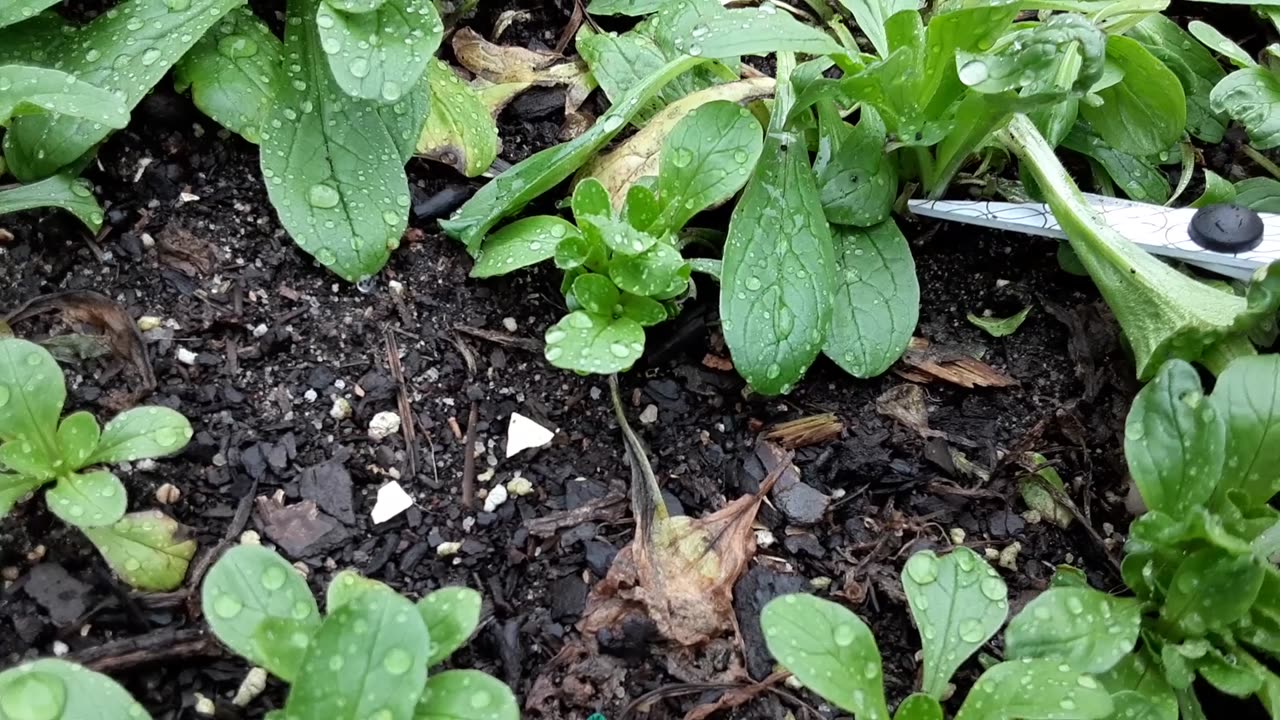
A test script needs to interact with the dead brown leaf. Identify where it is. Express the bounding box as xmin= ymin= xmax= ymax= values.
xmin=701 ymin=353 xmax=733 ymax=372
xmin=896 ymin=337 xmax=1016 ymax=388
xmin=763 ymin=413 xmax=844 ymax=449
xmin=875 ymin=384 xmax=943 ymax=438
xmin=682 ymin=672 xmax=791 ymax=720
